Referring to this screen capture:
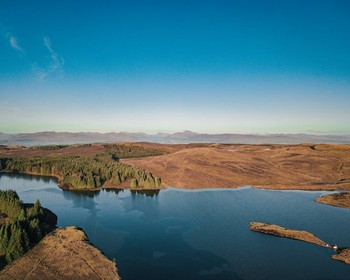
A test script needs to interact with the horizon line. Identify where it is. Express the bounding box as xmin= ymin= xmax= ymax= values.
xmin=1 ymin=130 xmax=350 ymax=136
